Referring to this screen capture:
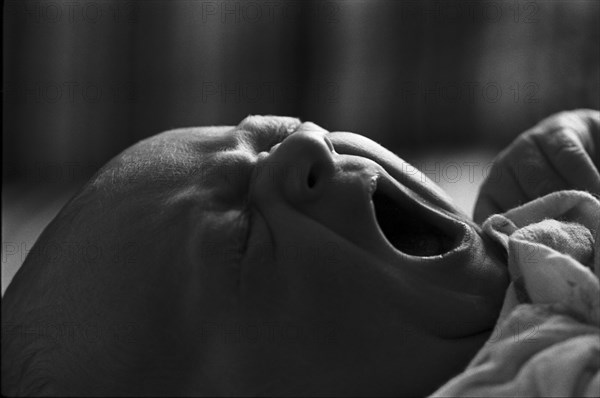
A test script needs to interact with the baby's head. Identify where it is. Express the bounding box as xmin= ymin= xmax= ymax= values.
xmin=2 ymin=116 xmax=508 ymax=396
